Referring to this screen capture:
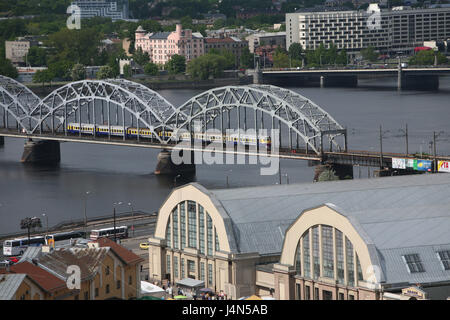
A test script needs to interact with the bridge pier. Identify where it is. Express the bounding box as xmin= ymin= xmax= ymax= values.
xmin=0 ymin=136 xmax=4 ymax=147
xmin=154 ymin=149 xmax=196 ymax=176
xmin=321 ymin=75 xmax=358 ymax=88
xmin=314 ymin=163 xmax=354 ymax=182
xmin=21 ymin=139 xmax=60 ymax=165
xmin=399 ymin=74 xmax=439 ymax=90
